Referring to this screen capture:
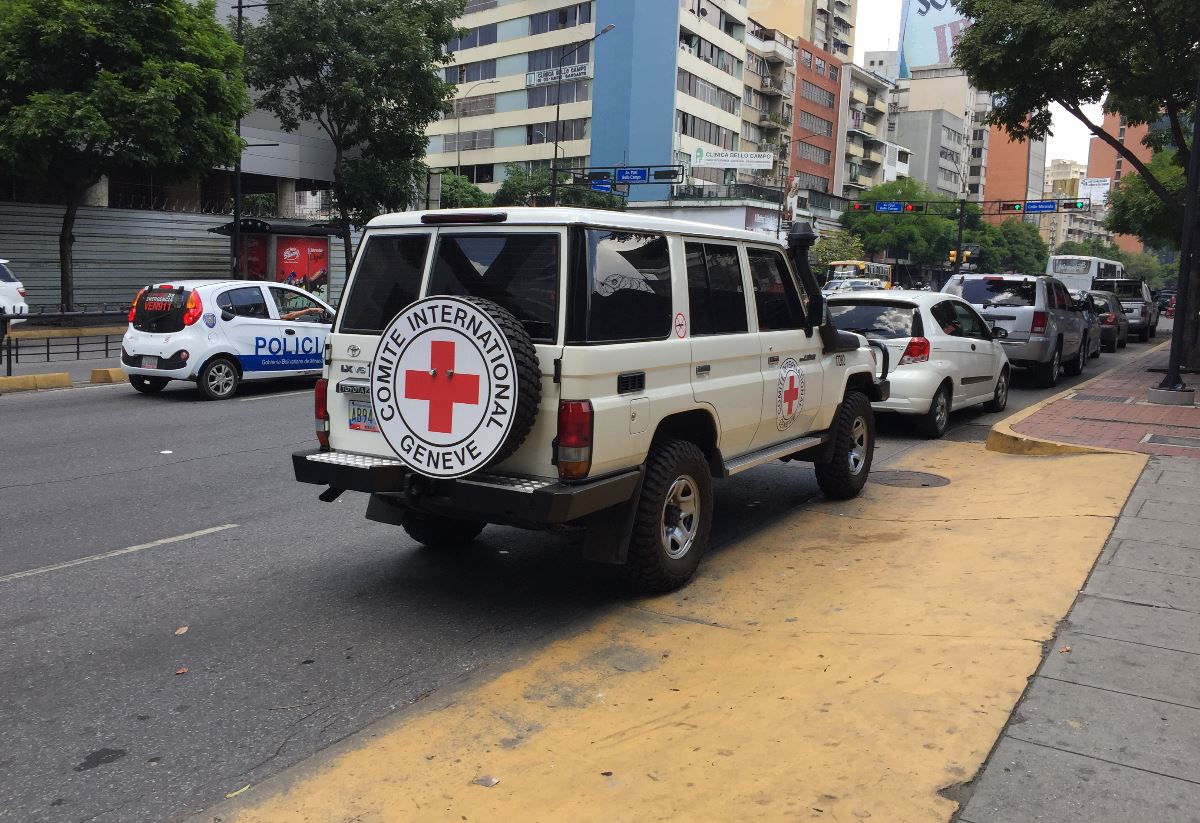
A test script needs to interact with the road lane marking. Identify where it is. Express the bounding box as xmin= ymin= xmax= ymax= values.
xmin=239 ymin=389 xmax=312 ymax=402
xmin=0 ymin=524 xmax=238 ymax=584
